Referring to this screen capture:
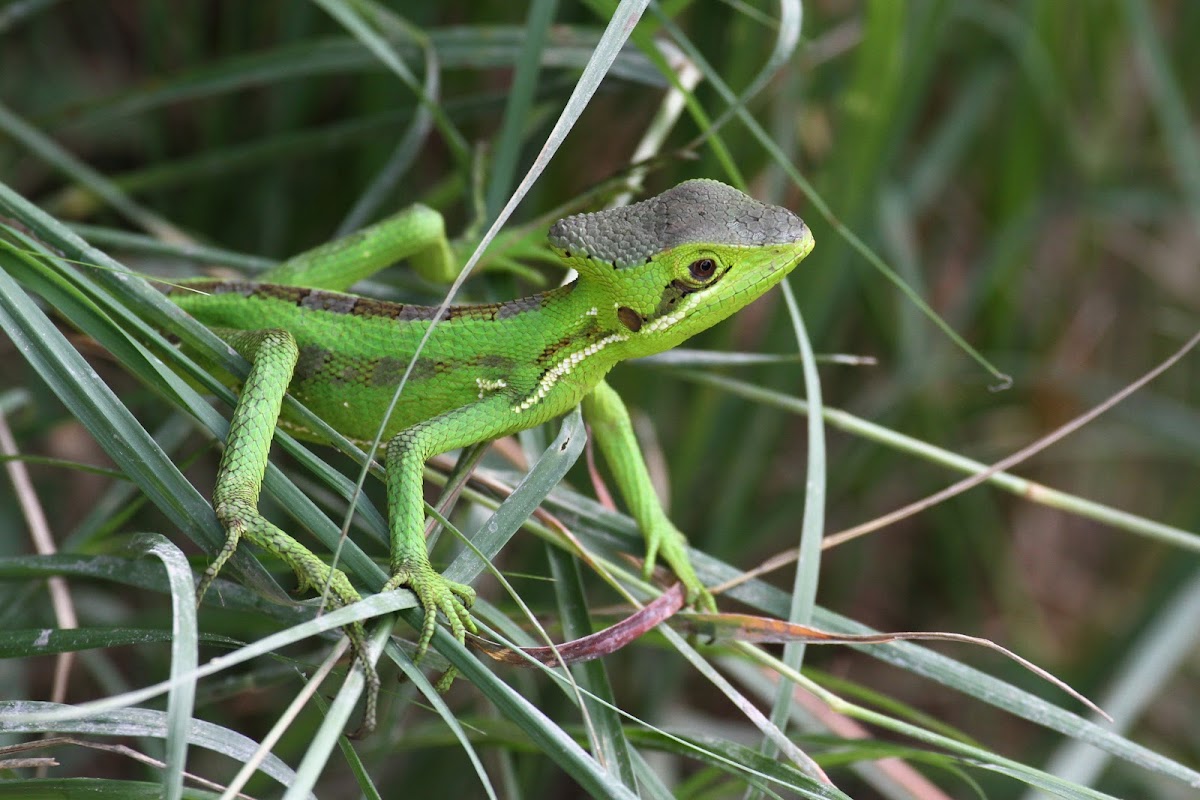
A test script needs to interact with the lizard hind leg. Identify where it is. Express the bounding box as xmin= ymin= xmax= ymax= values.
xmin=379 ymin=401 xmax=519 ymax=669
